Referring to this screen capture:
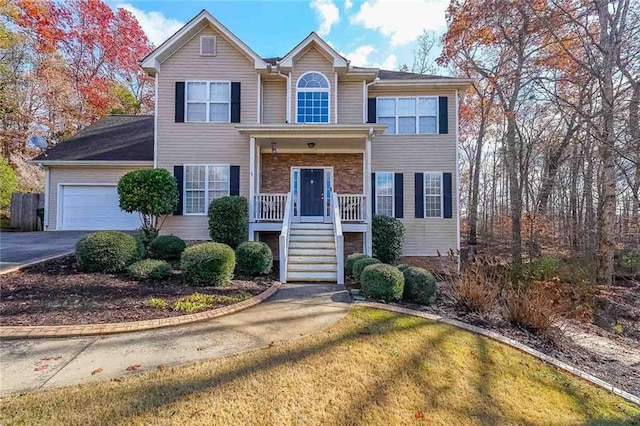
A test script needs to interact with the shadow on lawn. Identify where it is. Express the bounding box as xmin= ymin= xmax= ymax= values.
xmin=75 ymin=309 xmax=631 ymax=425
